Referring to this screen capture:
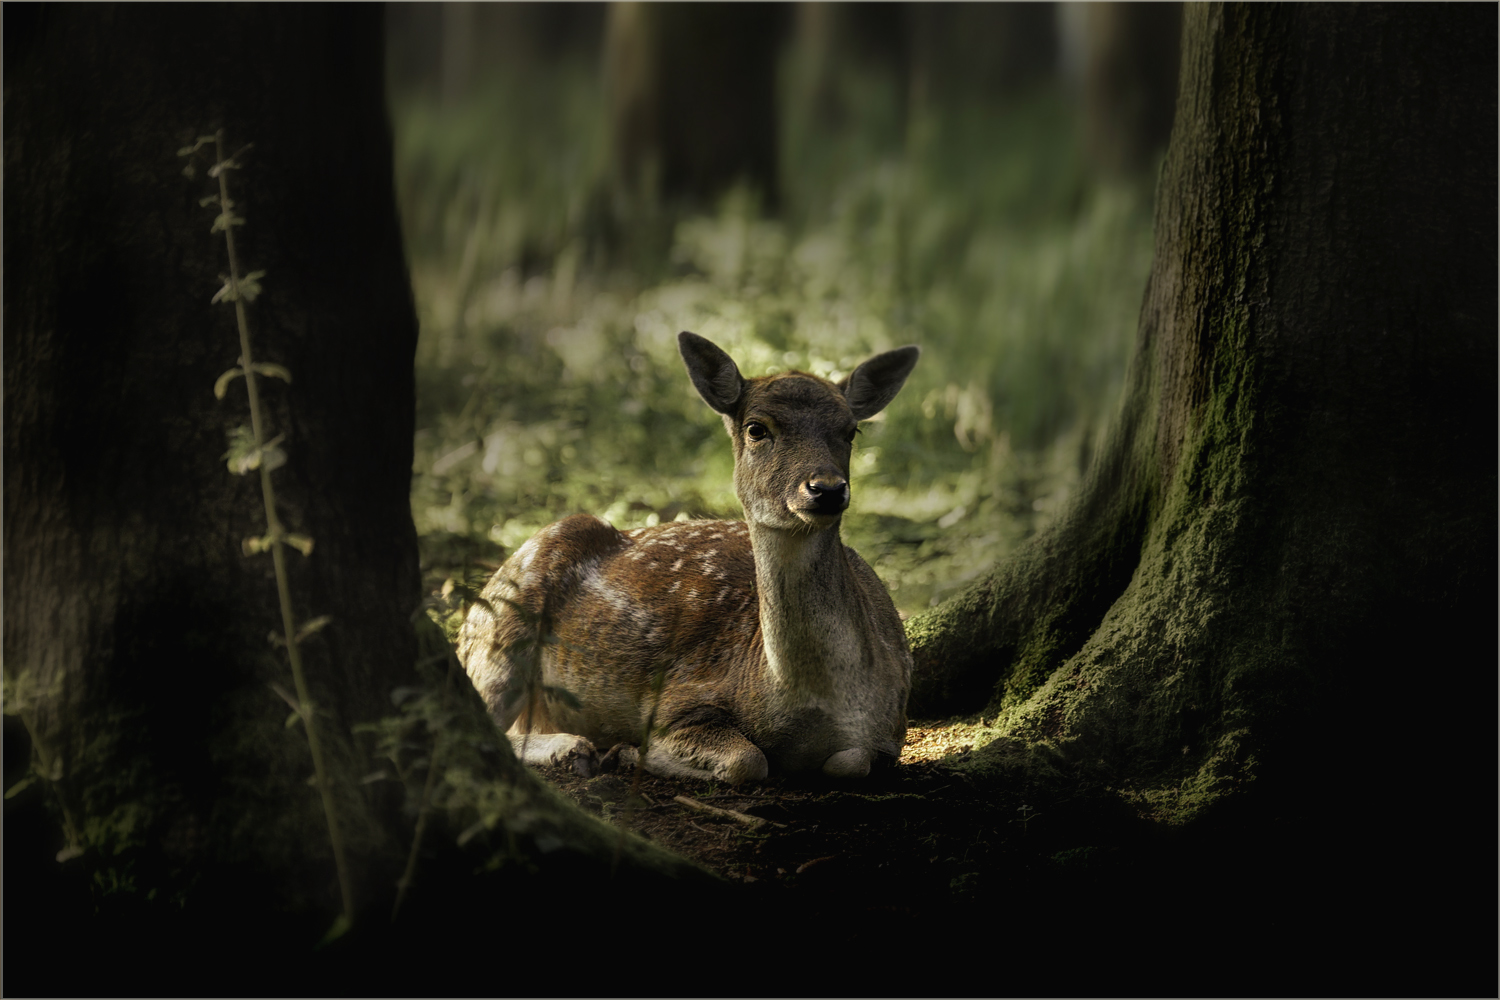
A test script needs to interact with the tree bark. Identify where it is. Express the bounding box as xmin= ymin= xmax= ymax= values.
xmin=908 ymin=3 xmax=1496 ymax=824
xmin=4 ymin=5 xmax=710 ymax=990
